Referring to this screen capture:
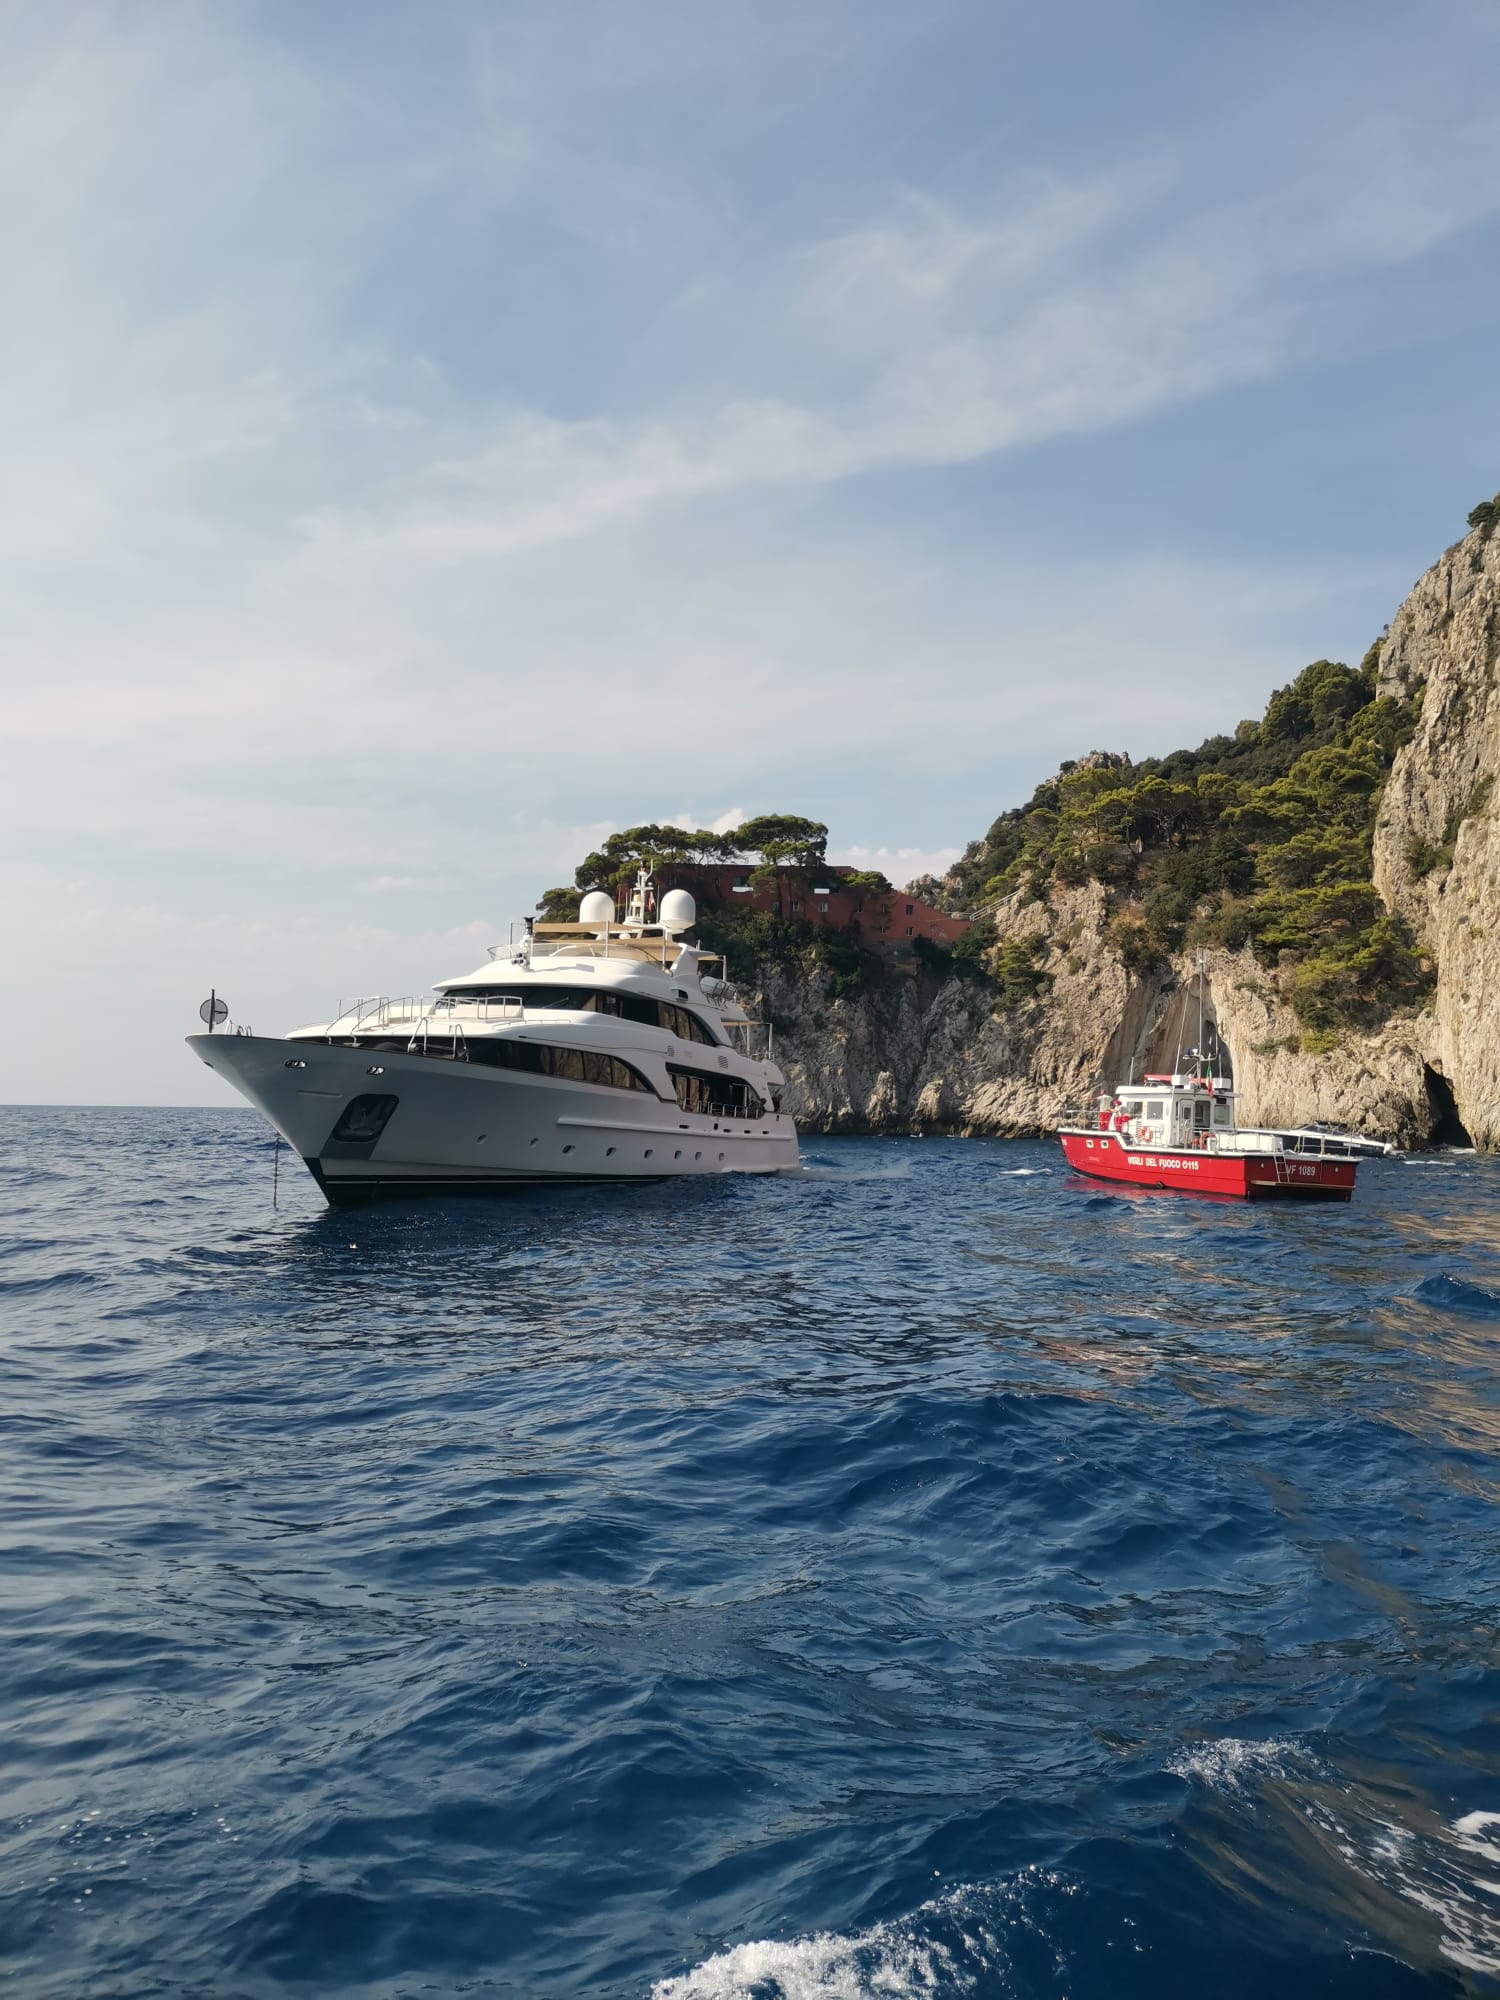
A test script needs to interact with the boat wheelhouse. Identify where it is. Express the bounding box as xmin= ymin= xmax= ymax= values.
xmin=188 ymin=871 xmax=799 ymax=1204
xmin=1057 ymin=1071 xmax=1379 ymax=1201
